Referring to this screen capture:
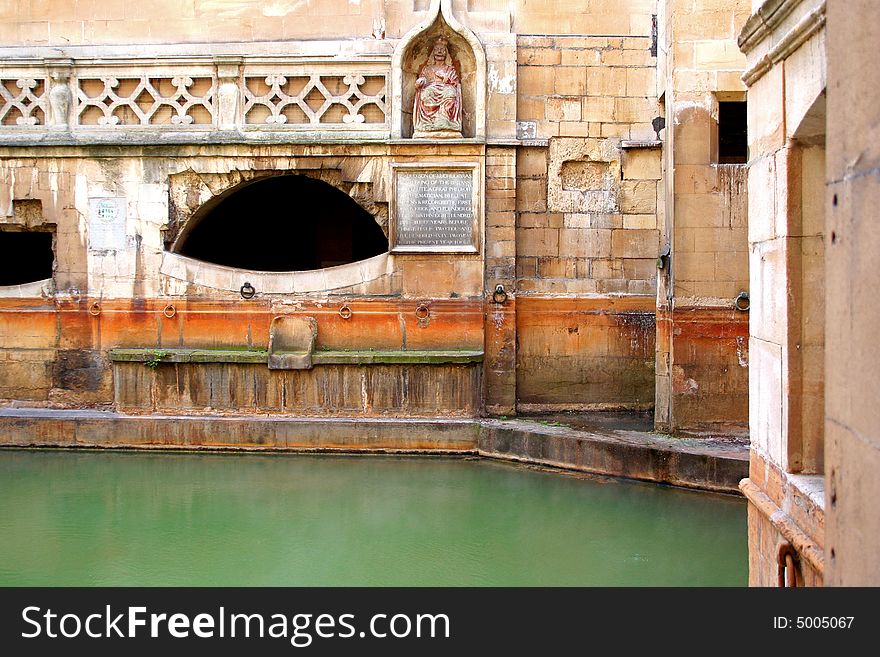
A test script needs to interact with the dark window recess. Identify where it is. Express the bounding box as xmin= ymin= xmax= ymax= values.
xmin=718 ymin=101 xmax=748 ymax=164
xmin=0 ymin=231 xmax=54 ymax=285
xmin=176 ymin=175 xmax=388 ymax=271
